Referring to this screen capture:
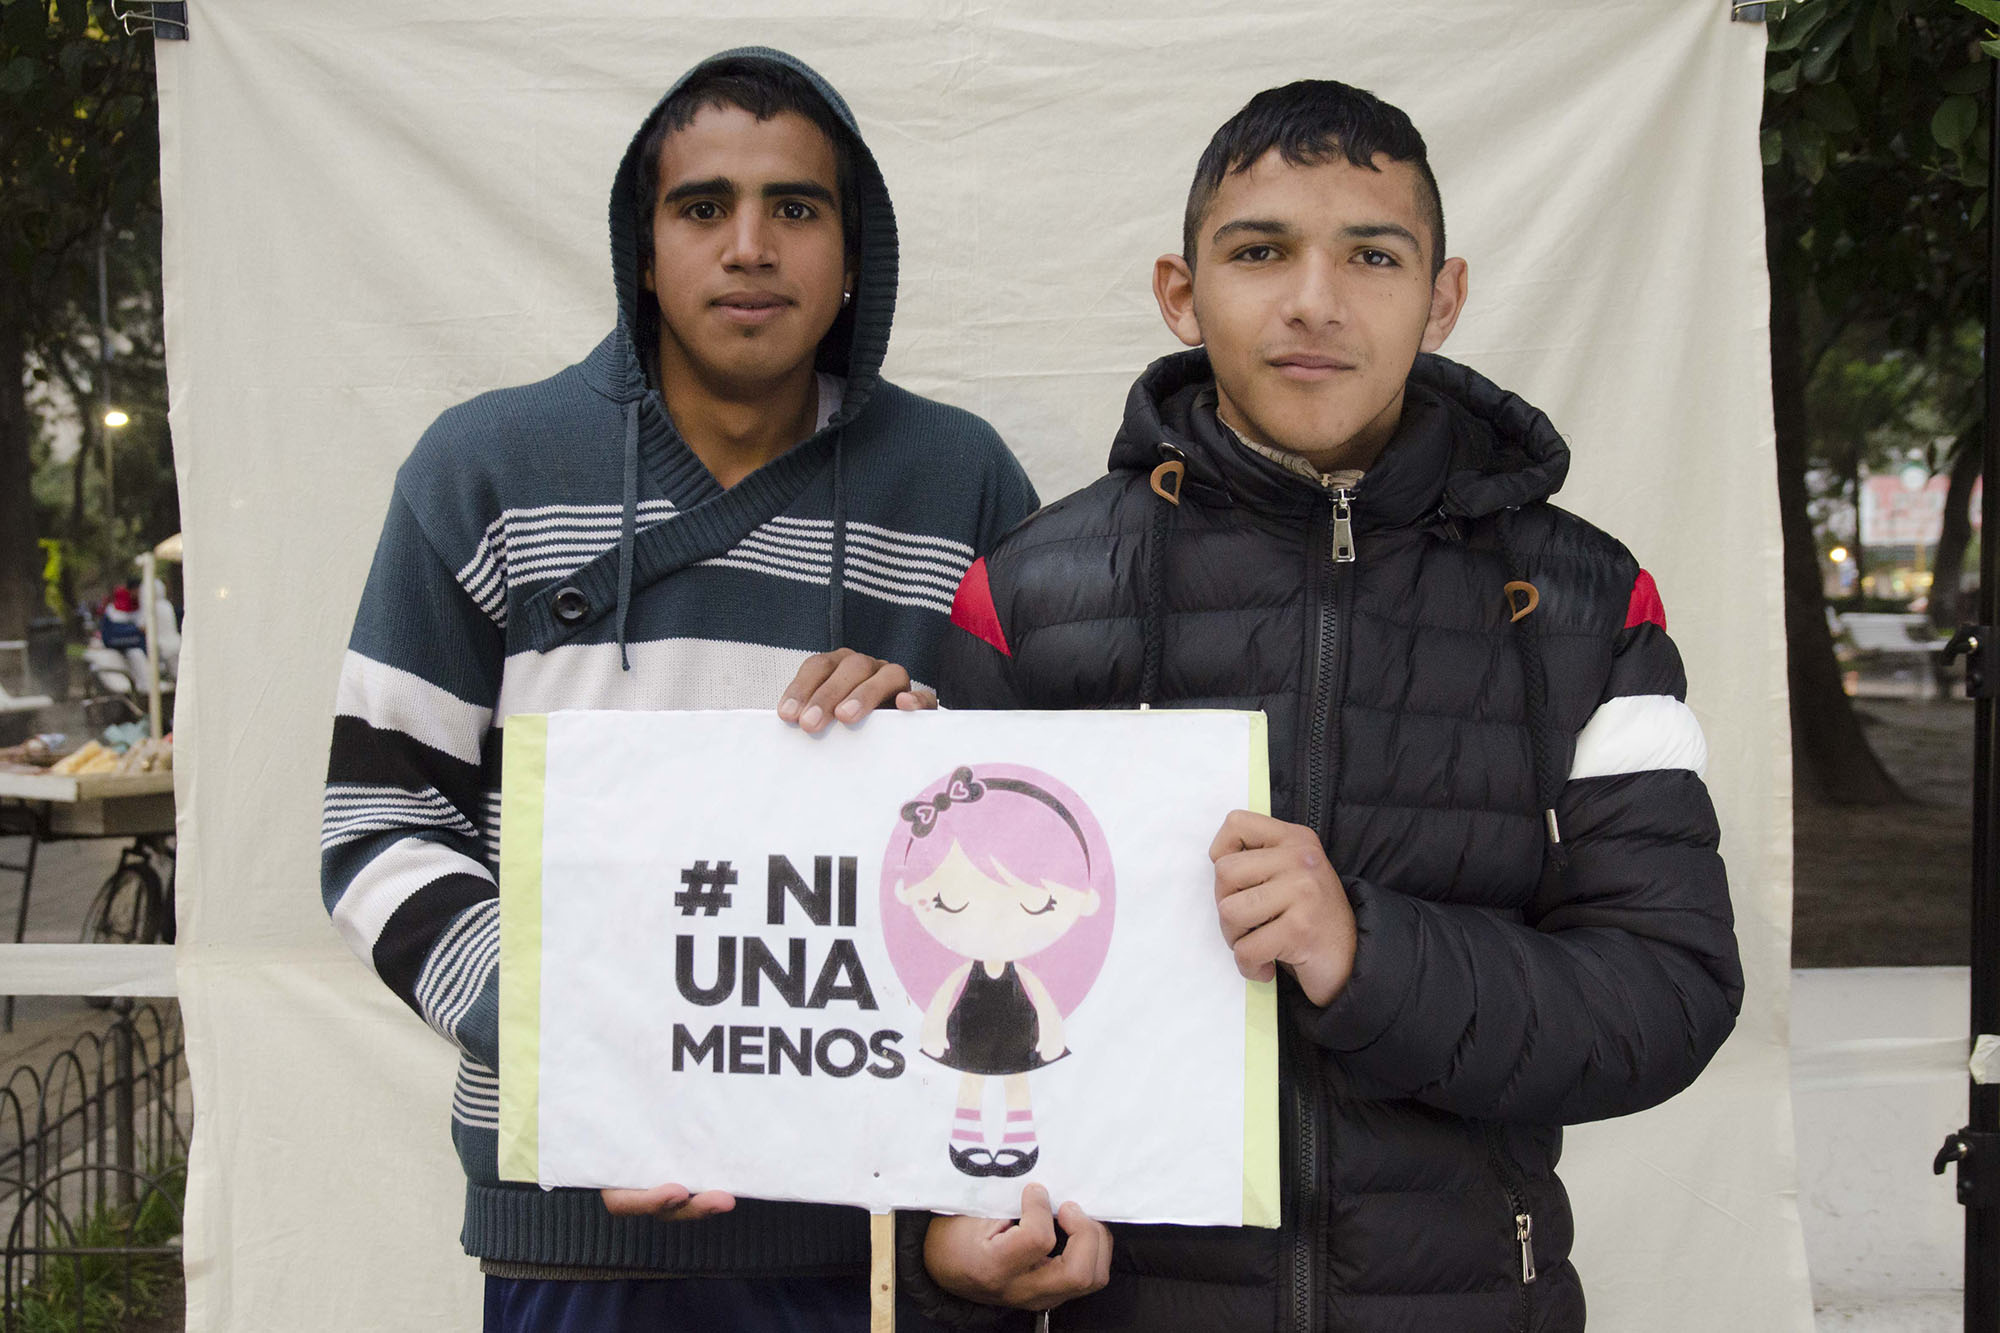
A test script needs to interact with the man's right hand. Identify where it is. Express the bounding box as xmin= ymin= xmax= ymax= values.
xmin=601 ymin=1184 xmax=736 ymax=1221
xmin=924 ymin=1184 xmax=1112 ymax=1310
